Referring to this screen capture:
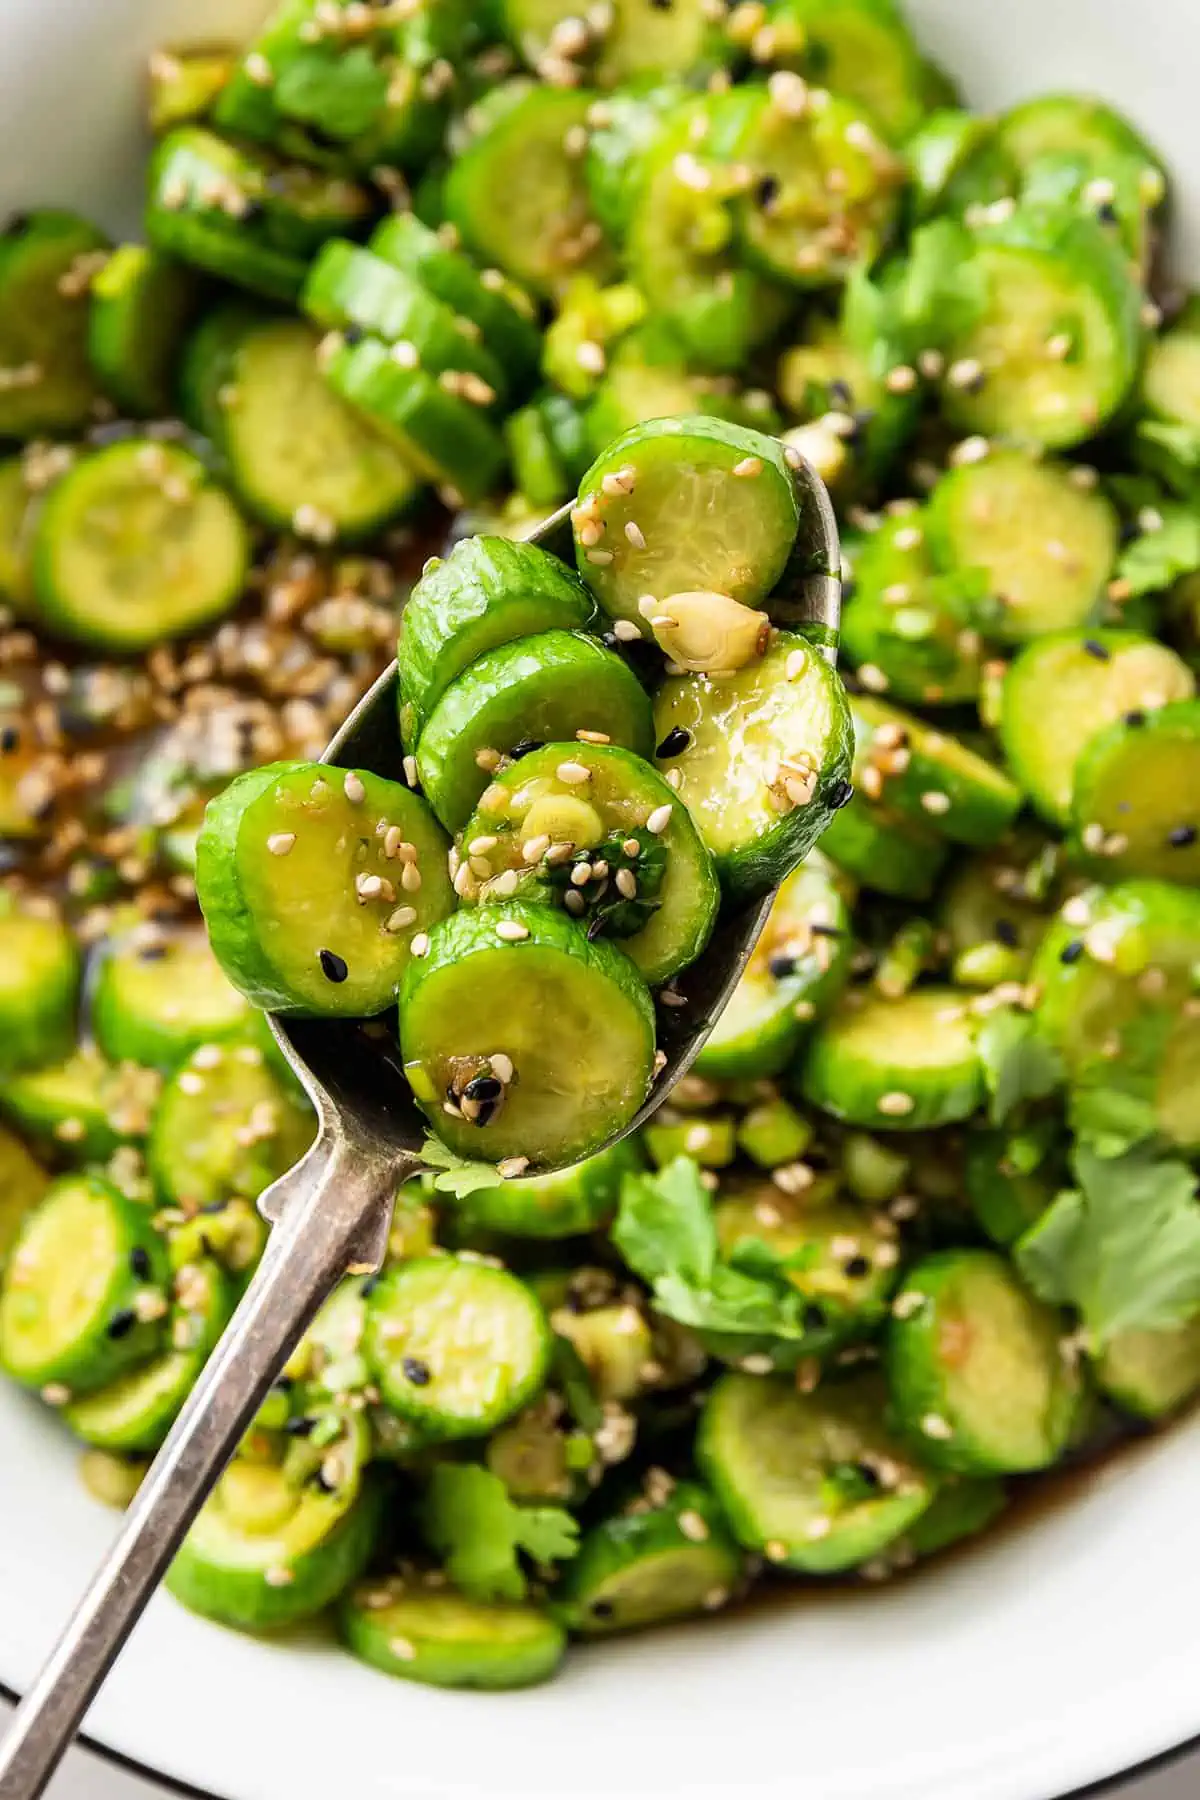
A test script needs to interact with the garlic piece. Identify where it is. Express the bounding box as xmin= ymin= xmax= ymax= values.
xmin=651 ymin=590 xmax=771 ymax=675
